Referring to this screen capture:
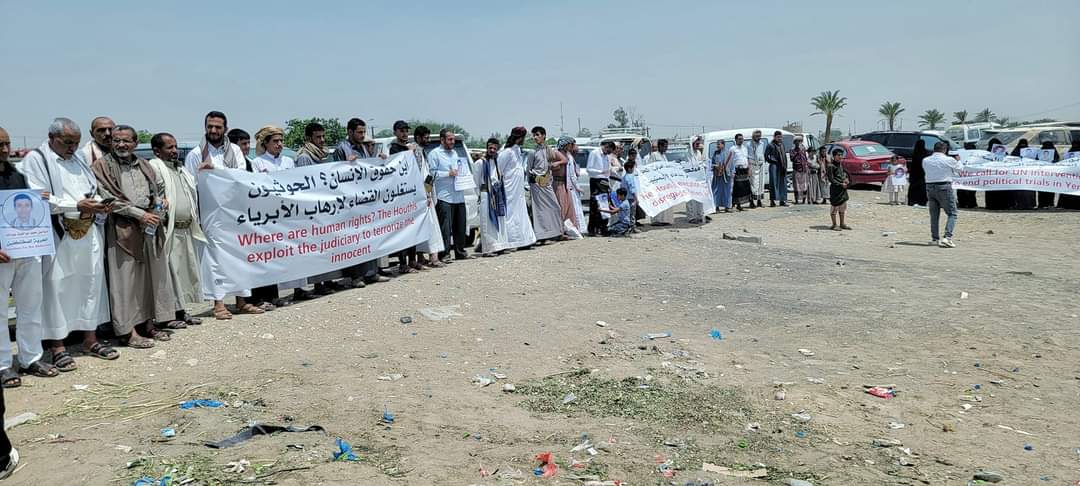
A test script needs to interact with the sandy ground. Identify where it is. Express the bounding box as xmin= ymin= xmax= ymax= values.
xmin=4 ymin=188 xmax=1079 ymax=485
